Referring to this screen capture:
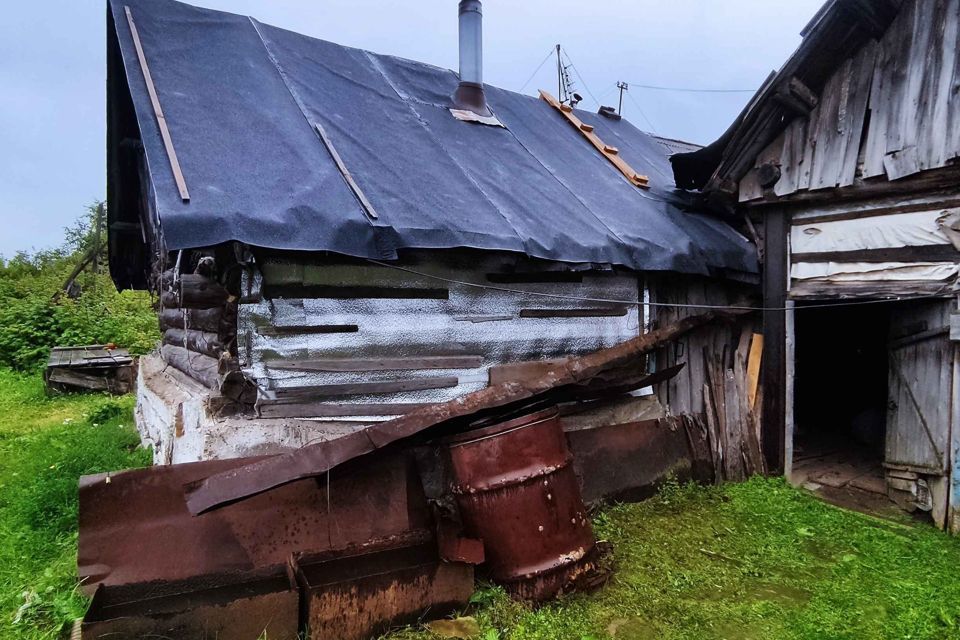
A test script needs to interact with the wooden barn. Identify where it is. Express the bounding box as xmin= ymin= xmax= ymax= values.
xmin=105 ymin=0 xmax=764 ymax=491
xmin=673 ymin=0 xmax=960 ymax=531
